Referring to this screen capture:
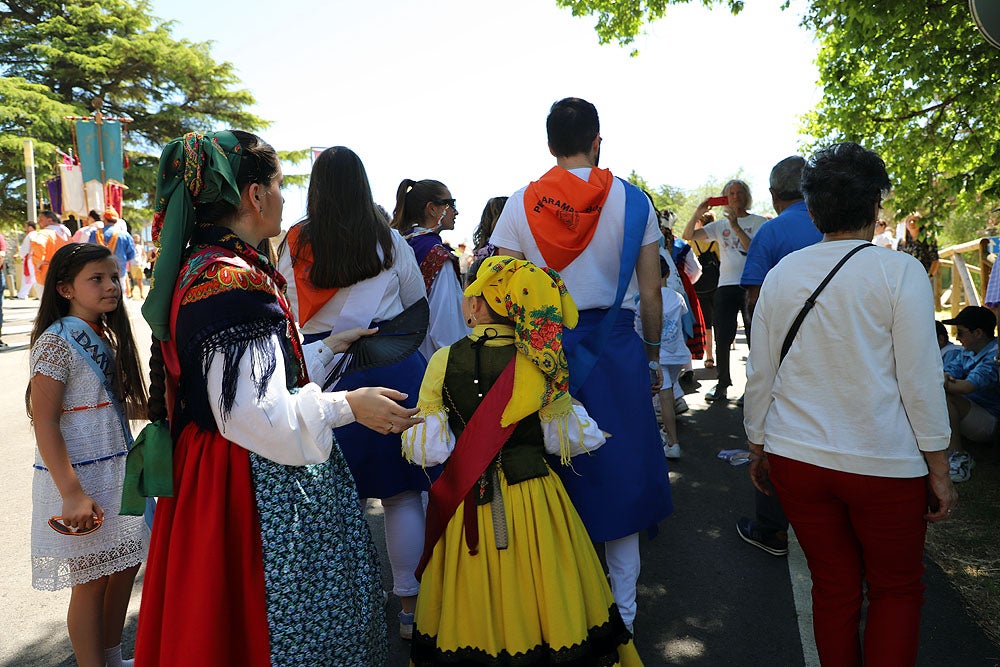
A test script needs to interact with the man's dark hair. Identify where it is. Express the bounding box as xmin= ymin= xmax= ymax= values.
xmin=800 ymin=142 xmax=891 ymax=234
xmin=546 ymin=98 xmax=599 ymax=158
xmin=39 ymin=210 xmax=60 ymax=224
